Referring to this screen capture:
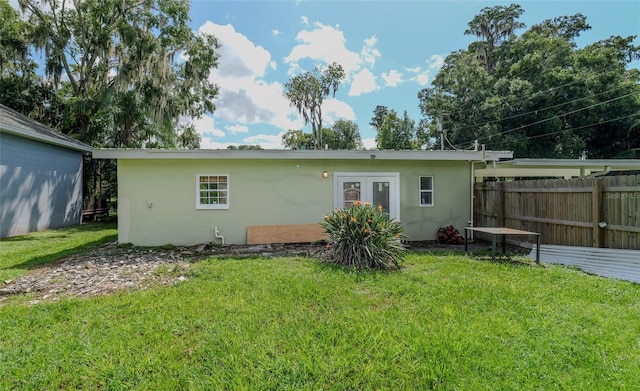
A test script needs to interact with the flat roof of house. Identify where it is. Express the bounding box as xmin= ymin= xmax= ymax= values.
xmin=504 ymin=158 xmax=640 ymax=169
xmin=475 ymin=158 xmax=640 ymax=179
xmin=0 ymin=104 xmax=92 ymax=152
xmin=92 ymin=148 xmax=514 ymax=161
